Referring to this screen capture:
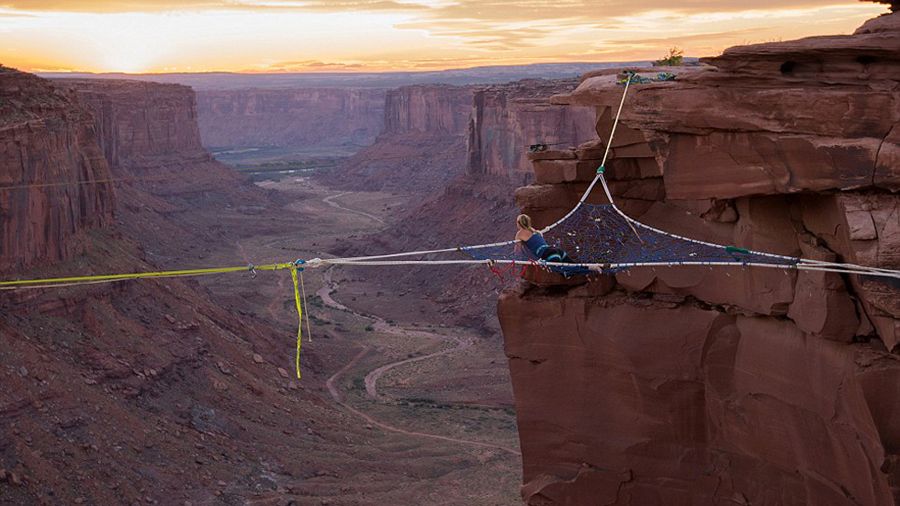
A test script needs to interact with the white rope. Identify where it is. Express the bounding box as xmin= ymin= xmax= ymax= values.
xmin=310 ymin=73 xmax=900 ymax=282
xmin=540 ymin=77 xmax=632 ymax=234
xmin=327 ymin=240 xmax=516 ymax=263
xmin=327 ymin=78 xmax=635 ymax=264
xmin=322 ymin=257 xmax=900 ymax=280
